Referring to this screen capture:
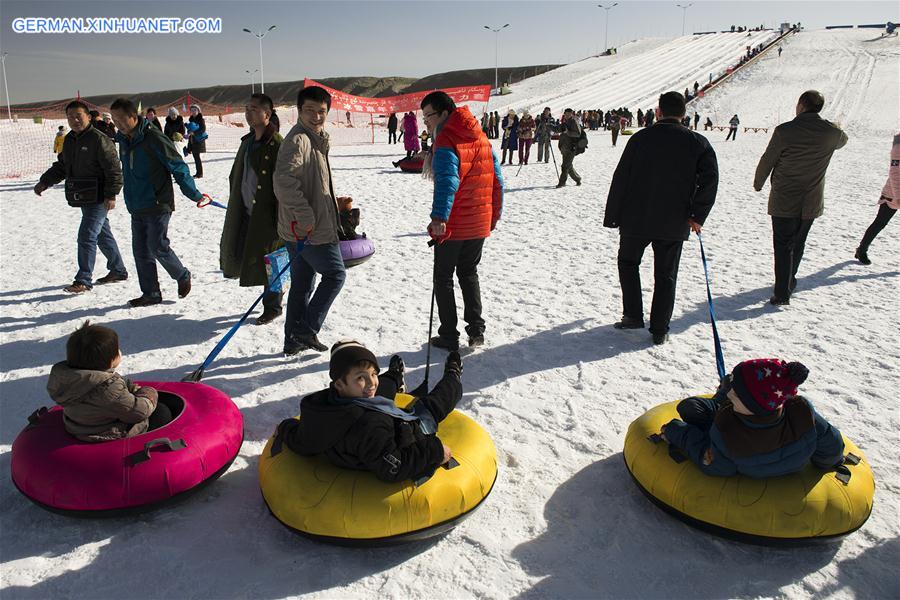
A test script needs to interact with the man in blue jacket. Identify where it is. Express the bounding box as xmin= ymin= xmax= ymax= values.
xmin=662 ymin=358 xmax=845 ymax=478
xmin=110 ymin=98 xmax=205 ymax=307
